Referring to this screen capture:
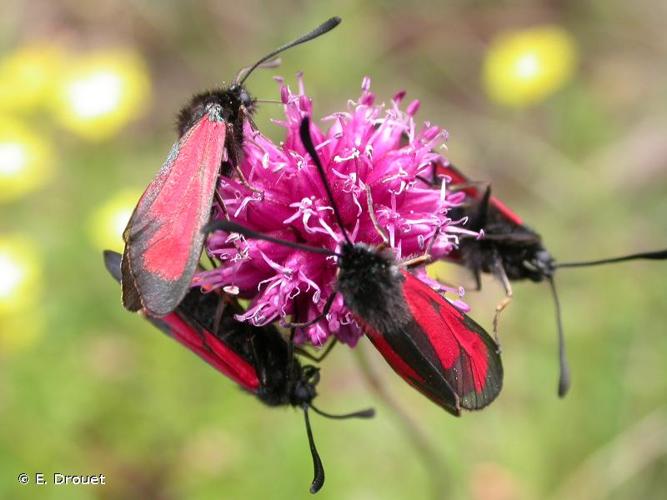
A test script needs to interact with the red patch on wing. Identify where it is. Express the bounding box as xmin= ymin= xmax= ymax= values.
xmin=435 ymin=161 xmax=524 ymax=226
xmin=157 ymin=311 xmax=260 ymax=391
xmin=401 ymin=272 xmax=502 ymax=406
xmin=122 ymin=114 xmax=227 ymax=316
